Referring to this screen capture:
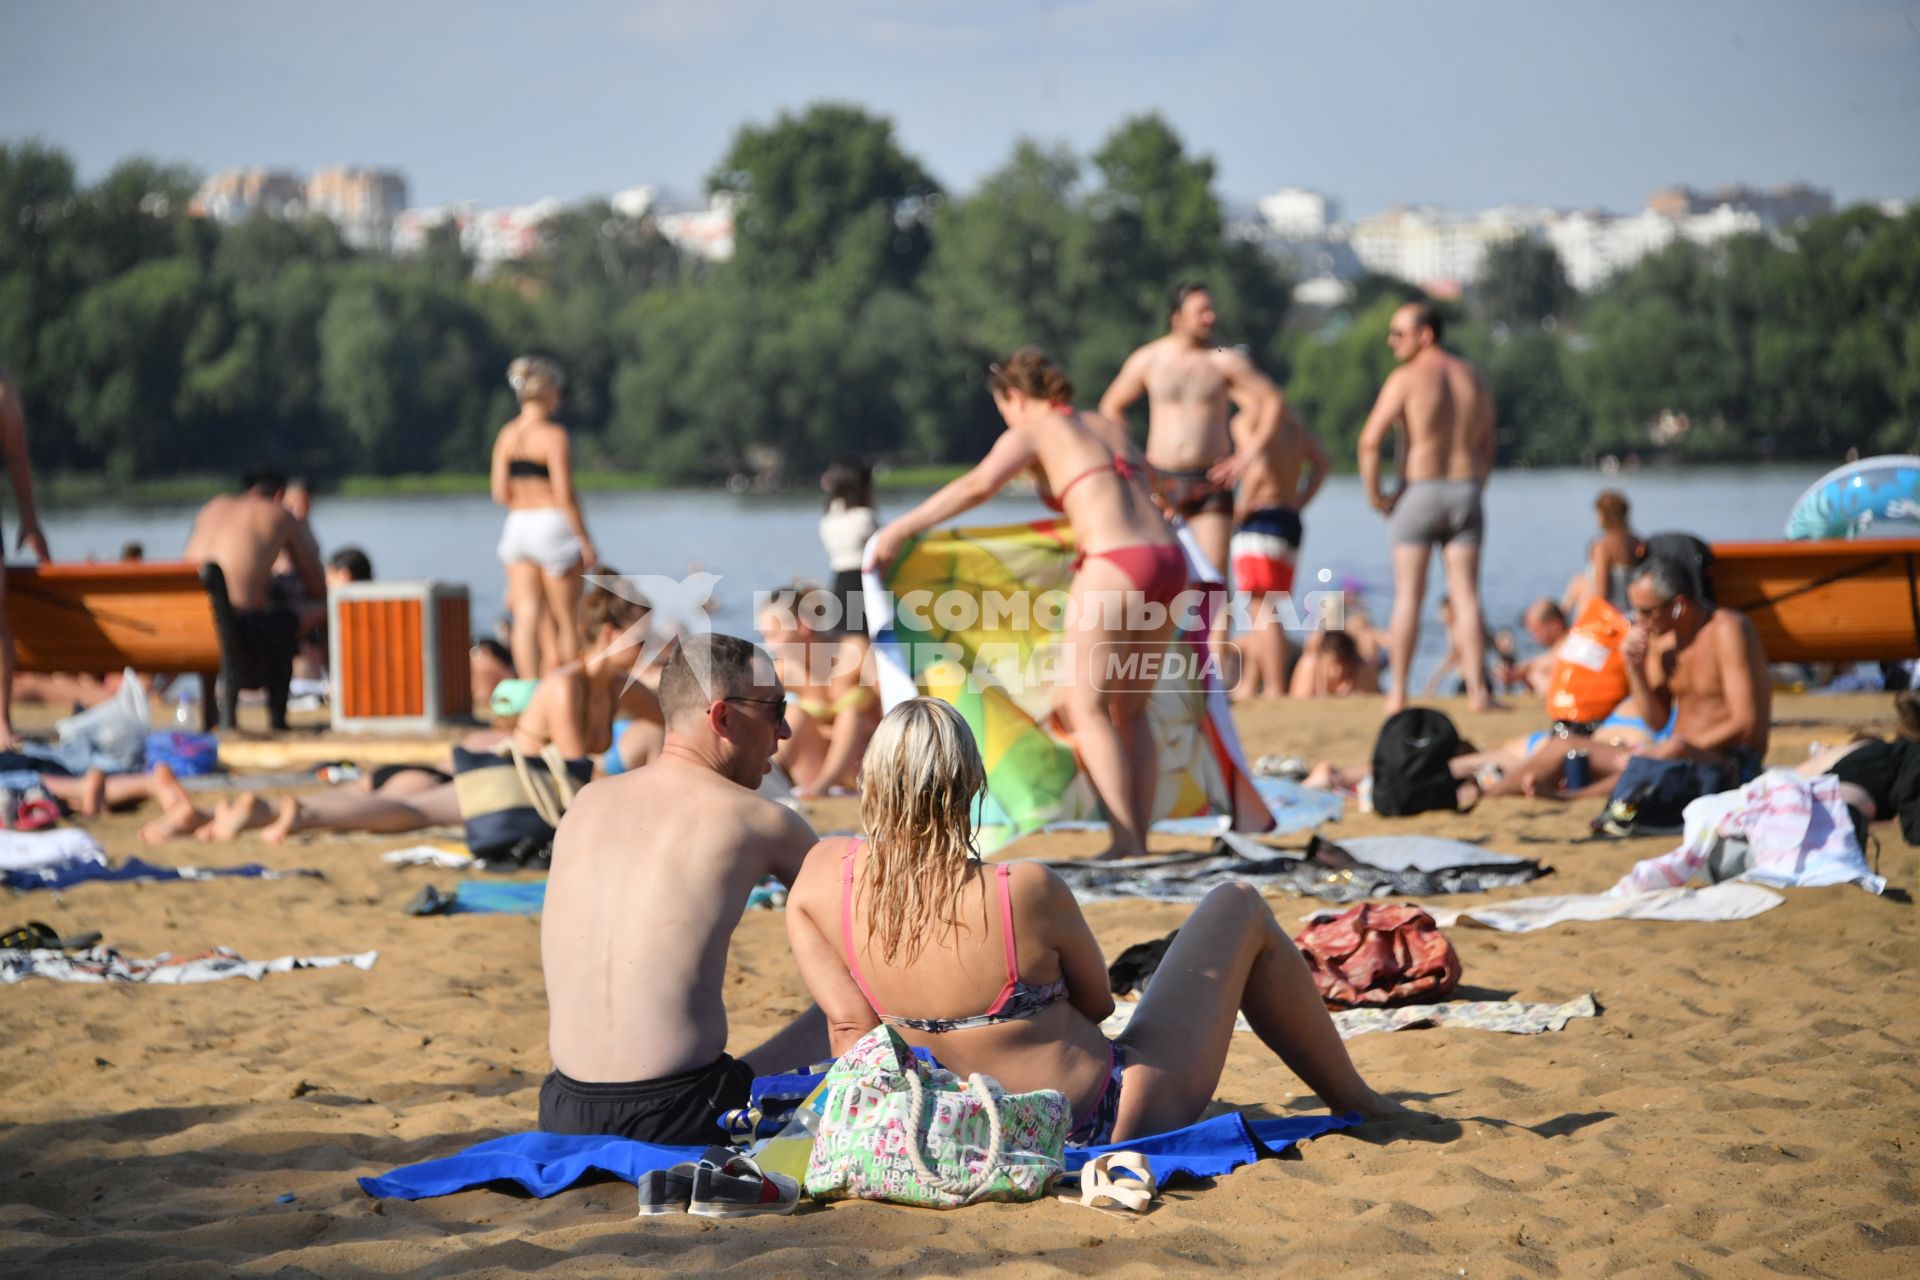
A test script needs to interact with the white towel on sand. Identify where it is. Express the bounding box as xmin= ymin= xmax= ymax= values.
xmin=0 ymin=829 xmax=107 ymax=873
xmin=1410 ymin=882 xmax=1784 ymax=933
